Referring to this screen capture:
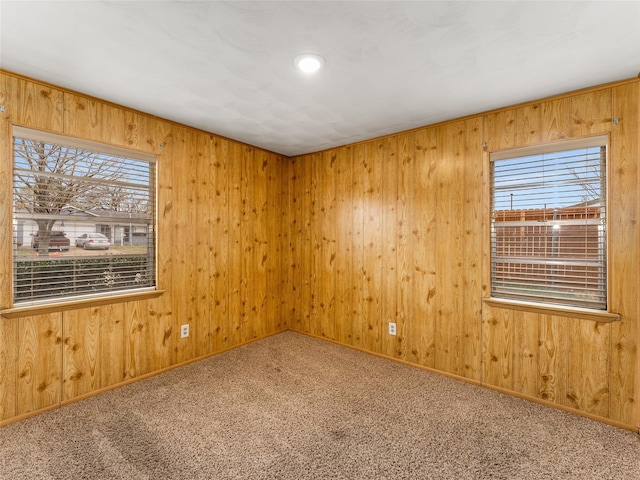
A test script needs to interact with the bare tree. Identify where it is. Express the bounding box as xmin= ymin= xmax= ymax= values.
xmin=13 ymin=139 xmax=126 ymax=255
